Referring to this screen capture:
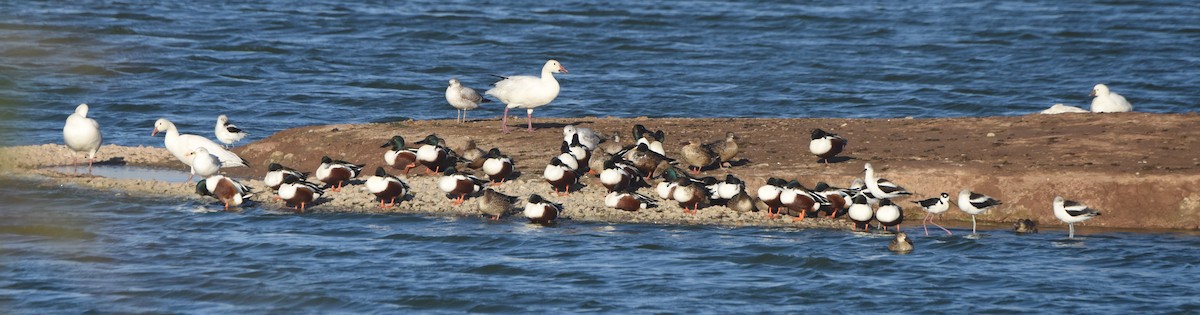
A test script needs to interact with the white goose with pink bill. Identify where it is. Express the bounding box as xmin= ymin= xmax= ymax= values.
xmin=486 ymin=59 xmax=567 ymax=133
